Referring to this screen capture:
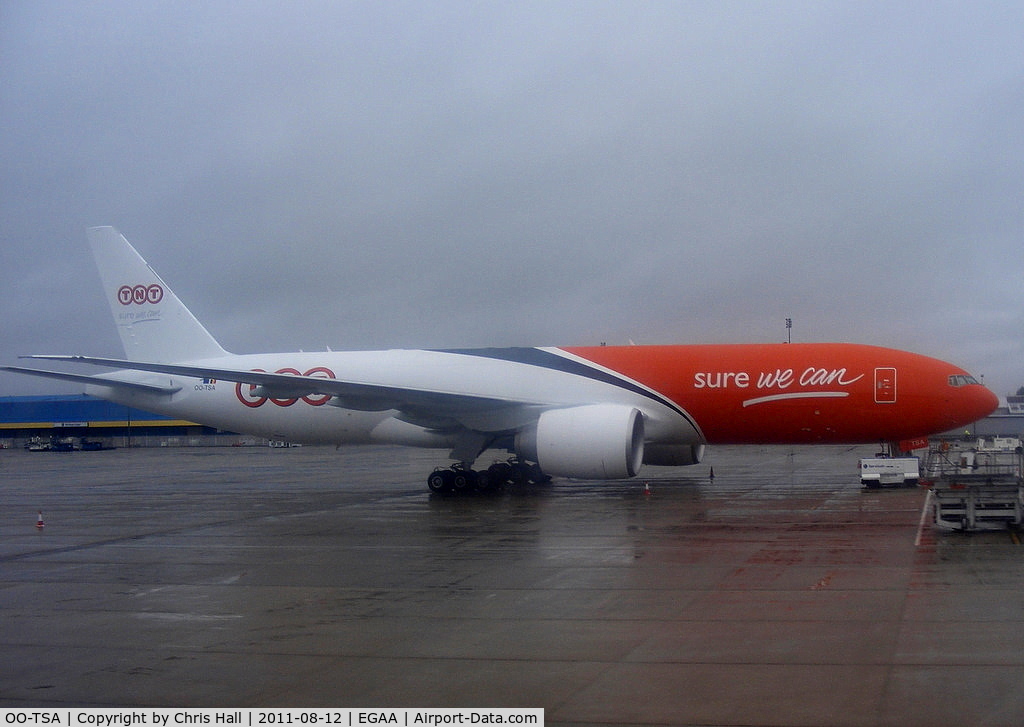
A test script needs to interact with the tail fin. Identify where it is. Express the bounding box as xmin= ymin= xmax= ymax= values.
xmin=87 ymin=227 xmax=228 ymax=362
